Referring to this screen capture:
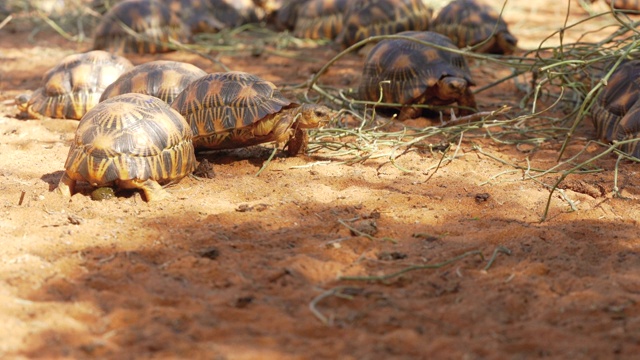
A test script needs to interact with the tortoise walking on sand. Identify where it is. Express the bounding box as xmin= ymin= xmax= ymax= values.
xmin=170 ymin=71 xmax=333 ymax=156
xmin=16 ymin=50 xmax=133 ymax=120
xmin=358 ymin=31 xmax=476 ymax=120
xmin=57 ymin=93 xmax=196 ymax=201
